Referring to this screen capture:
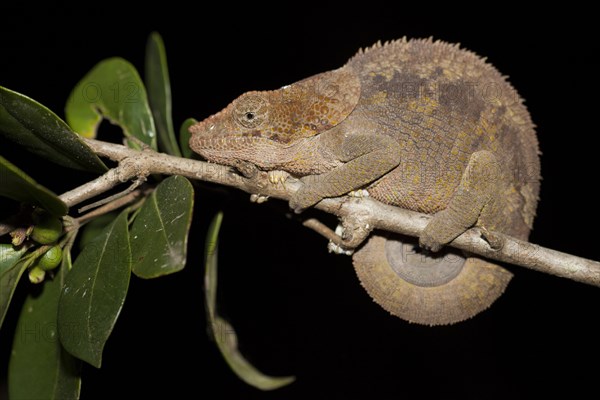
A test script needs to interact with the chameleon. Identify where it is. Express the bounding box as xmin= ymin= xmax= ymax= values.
xmin=189 ymin=38 xmax=541 ymax=325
